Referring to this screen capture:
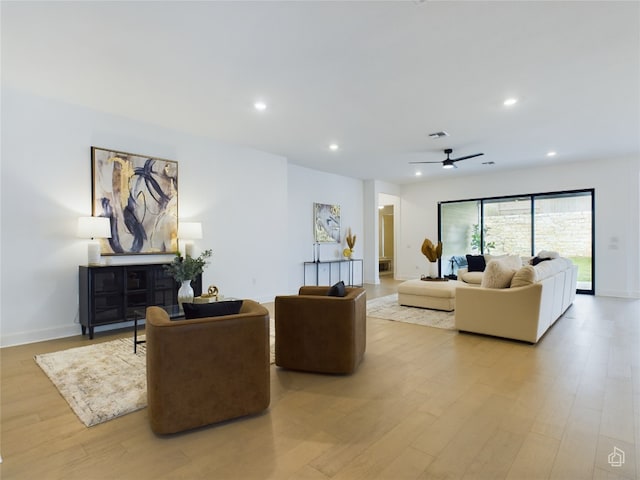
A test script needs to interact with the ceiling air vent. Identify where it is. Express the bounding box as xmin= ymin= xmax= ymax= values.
xmin=428 ymin=131 xmax=449 ymax=139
